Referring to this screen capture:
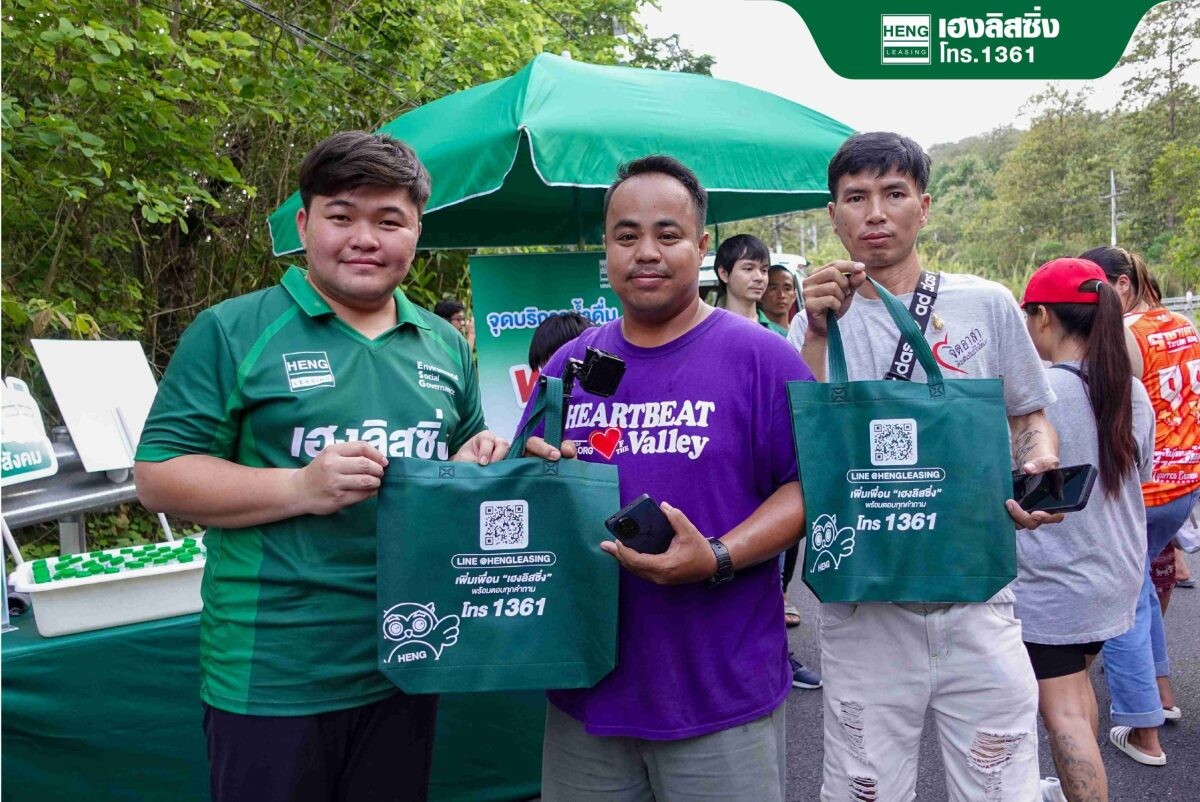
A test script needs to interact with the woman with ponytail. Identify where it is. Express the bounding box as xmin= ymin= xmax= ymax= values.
xmin=1080 ymin=245 xmax=1200 ymax=768
xmin=1017 ymin=258 xmax=1155 ymax=801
